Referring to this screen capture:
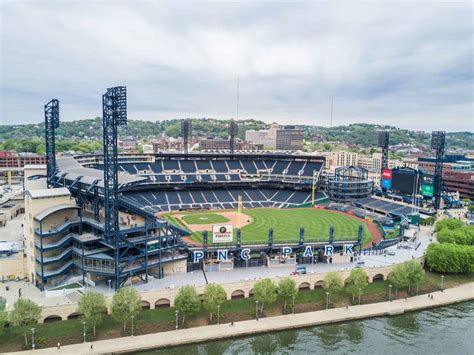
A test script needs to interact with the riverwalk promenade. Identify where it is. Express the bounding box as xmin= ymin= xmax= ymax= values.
xmin=13 ymin=281 xmax=474 ymax=355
